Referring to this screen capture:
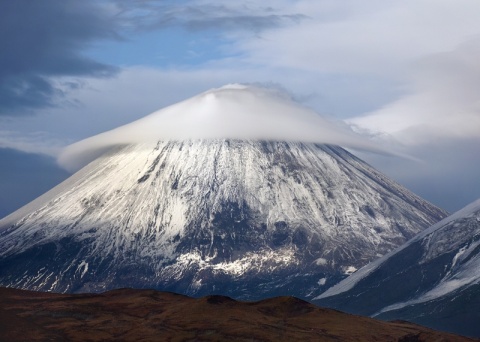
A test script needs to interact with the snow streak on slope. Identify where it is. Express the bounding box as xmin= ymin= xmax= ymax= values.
xmin=0 ymin=140 xmax=446 ymax=299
